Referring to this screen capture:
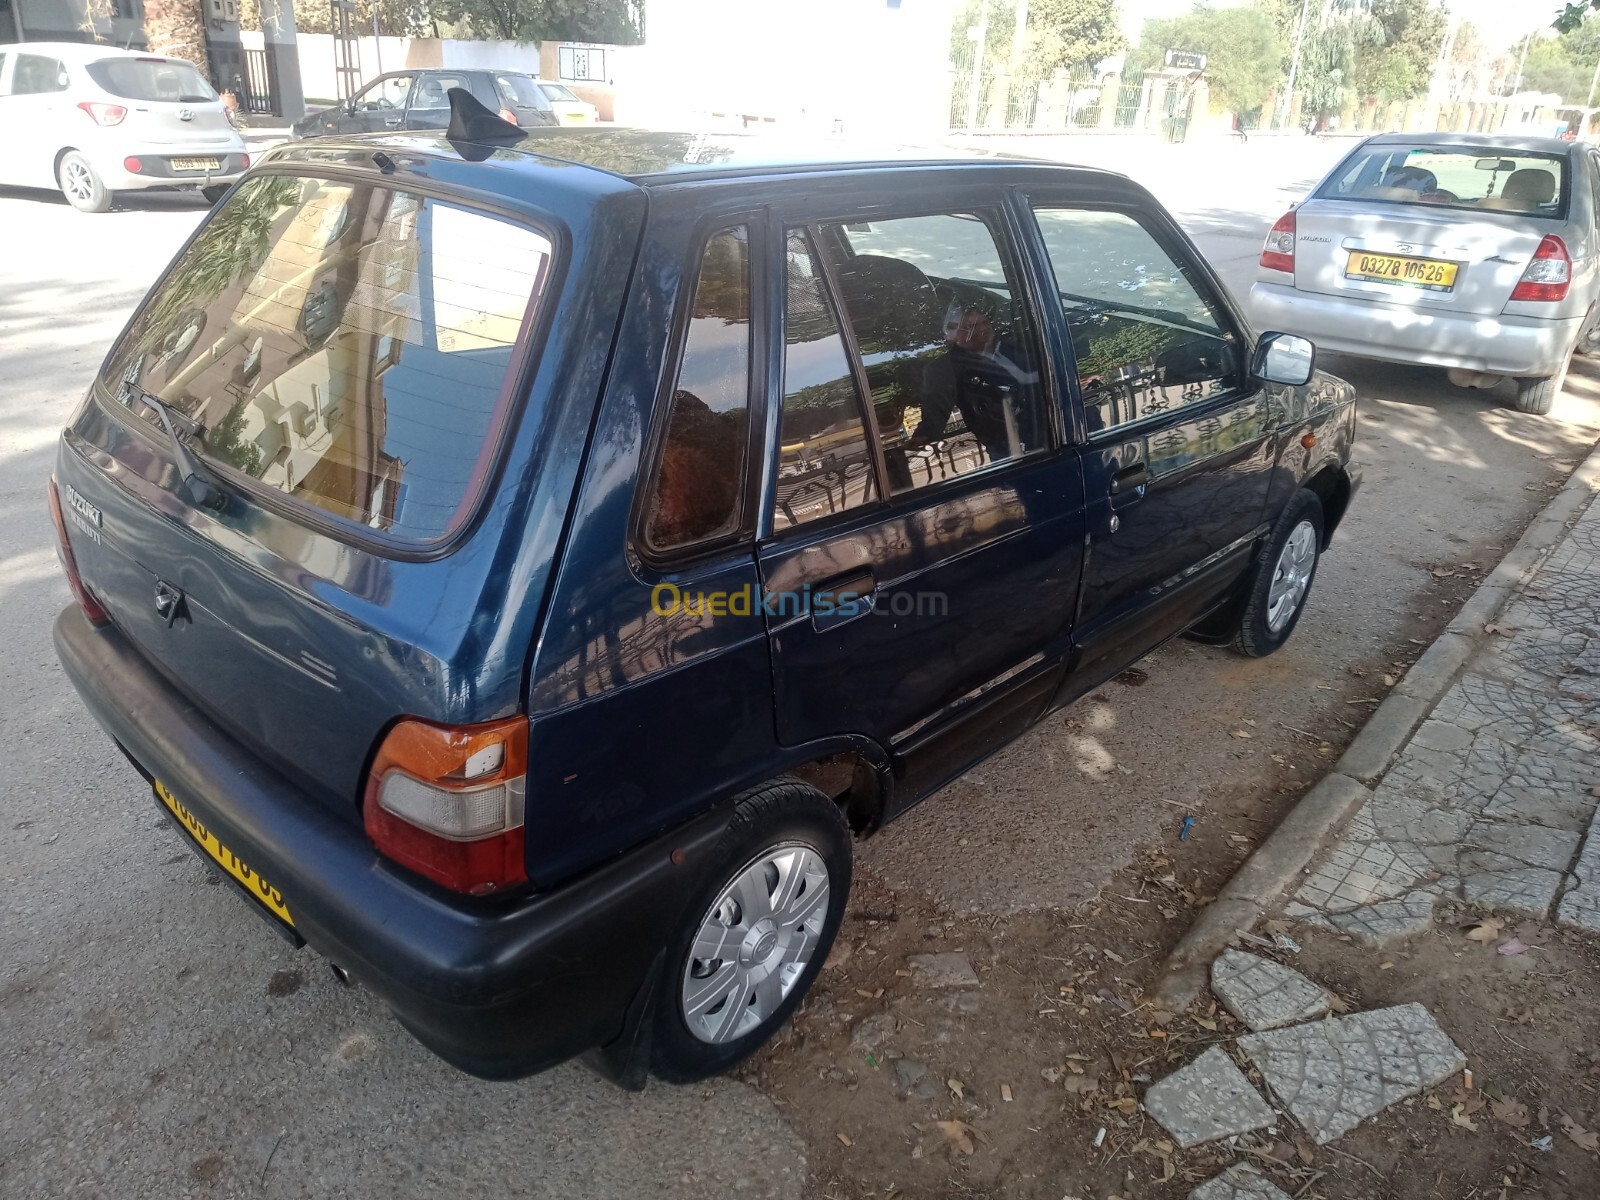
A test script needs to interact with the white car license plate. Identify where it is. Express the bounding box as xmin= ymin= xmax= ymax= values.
xmin=170 ymin=156 xmax=222 ymax=172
